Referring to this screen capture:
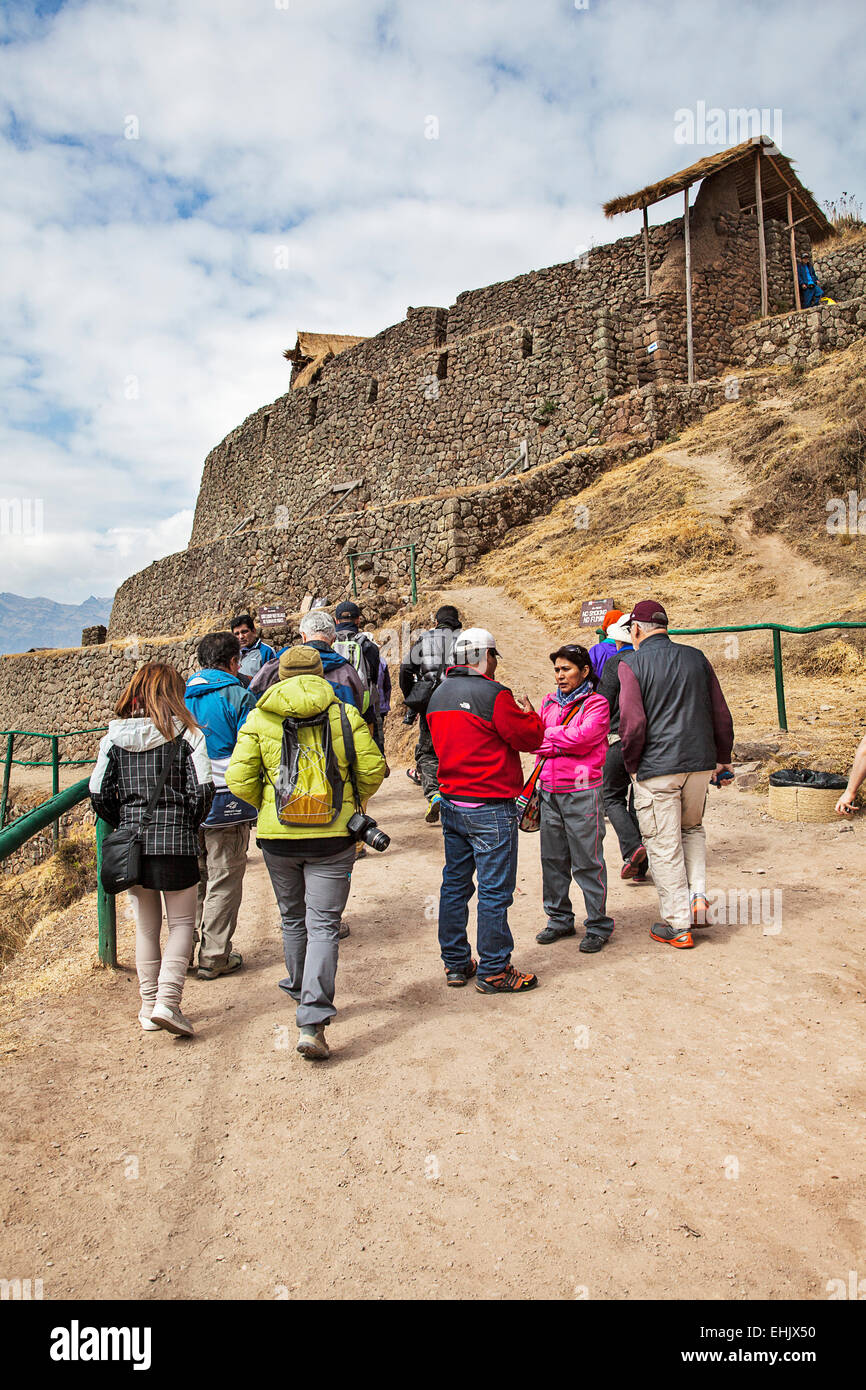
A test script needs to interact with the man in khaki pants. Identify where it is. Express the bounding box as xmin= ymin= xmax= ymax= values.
xmin=185 ymin=632 xmax=258 ymax=978
xmin=617 ymin=601 xmax=734 ymax=948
